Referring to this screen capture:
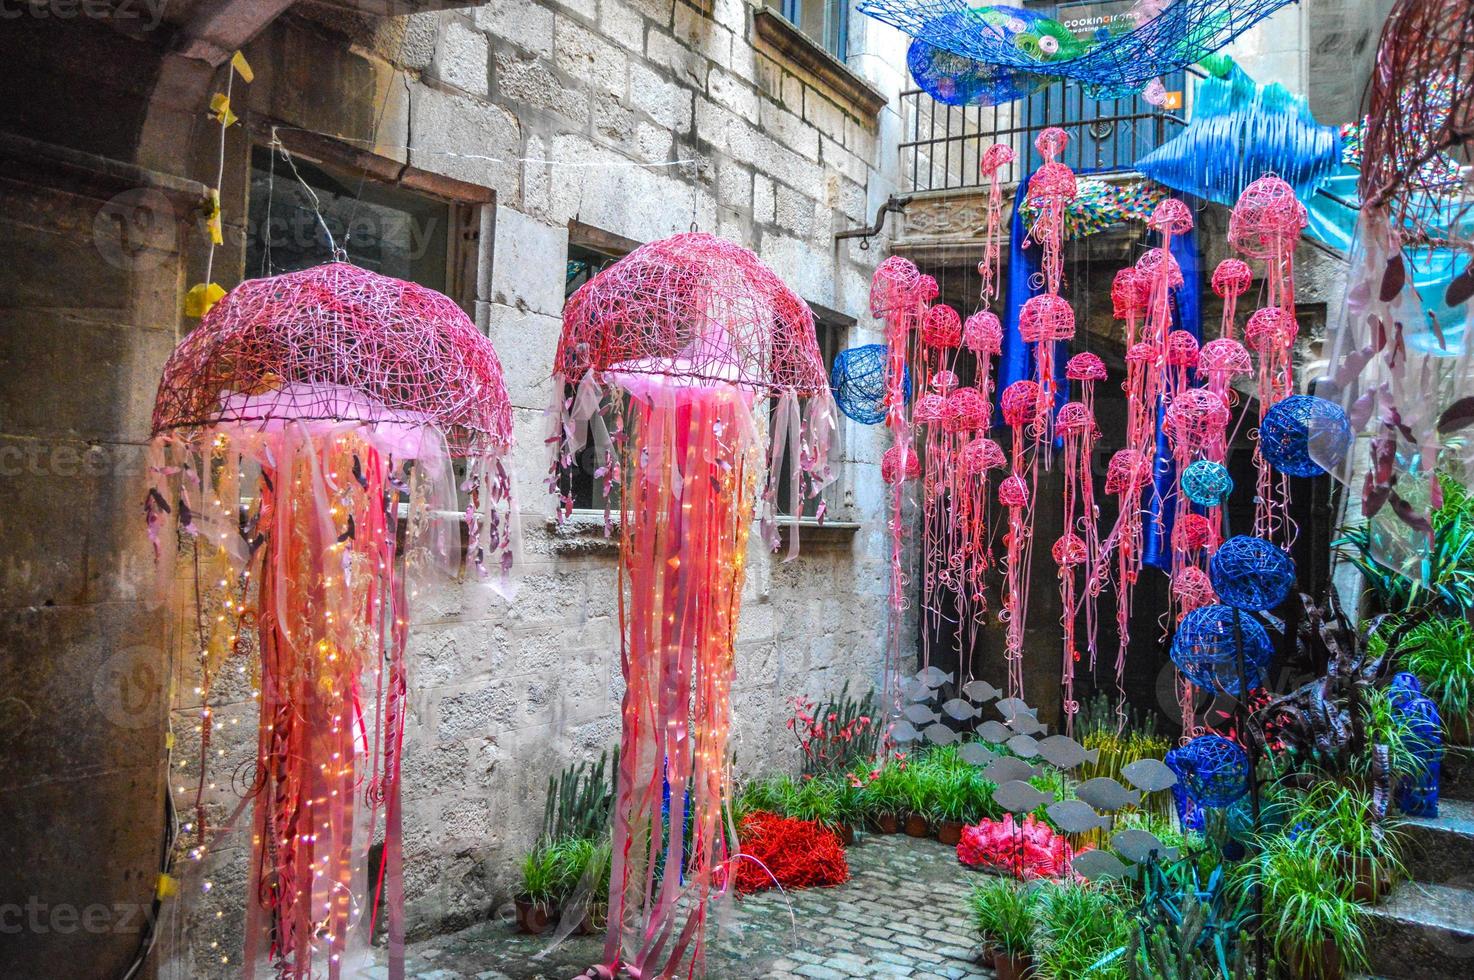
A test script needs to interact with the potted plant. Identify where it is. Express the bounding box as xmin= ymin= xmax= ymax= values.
xmin=1285 ymin=784 xmax=1406 ymax=904
xmin=515 ymin=841 xmax=563 ymax=934
xmin=931 ymin=769 xmax=997 ymax=845
xmin=900 ymin=763 xmax=935 ymax=837
xmin=967 ymin=876 xmax=1038 ymax=977
xmin=786 ymin=775 xmax=842 ymax=840
xmin=577 ymin=839 xmax=613 ymax=934
xmin=861 ymin=761 xmax=907 ymax=833
xmin=1252 ymin=839 xmax=1367 ymax=980
xmin=1394 ymin=616 xmax=1474 ymax=744
xmin=1034 ymin=880 xmax=1131 ymax=980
